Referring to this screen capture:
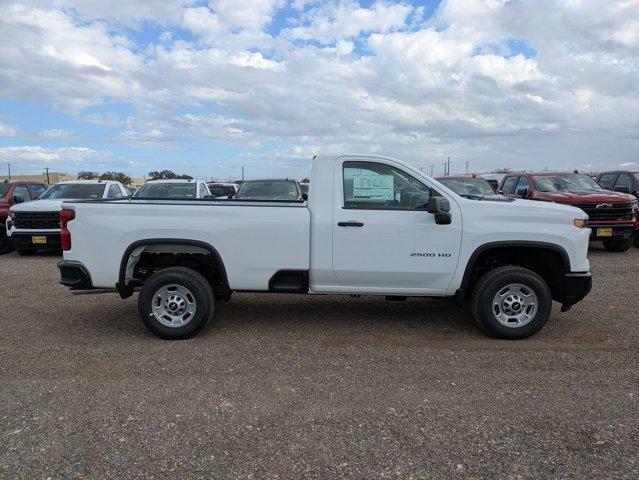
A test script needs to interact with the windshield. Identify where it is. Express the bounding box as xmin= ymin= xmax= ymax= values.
xmin=437 ymin=178 xmax=495 ymax=197
xmin=134 ymin=183 xmax=197 ymax=198
xmin=235 ymin=181 xmax=300 ymax=200
xmin=41 ymin=183 xmax=106 ymax=200
xmin=0 ymin=183 xmax=9 ymax=199
xmin=209 ymin=185 xmax=236 ymax=197
xmin=534 ymin=174 xmax=603 ymax=193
